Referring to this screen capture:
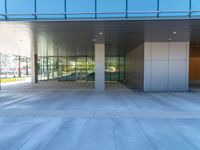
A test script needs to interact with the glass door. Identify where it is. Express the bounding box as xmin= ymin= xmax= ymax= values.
xmin=76 ymin=57 xmax=87 ymax=82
